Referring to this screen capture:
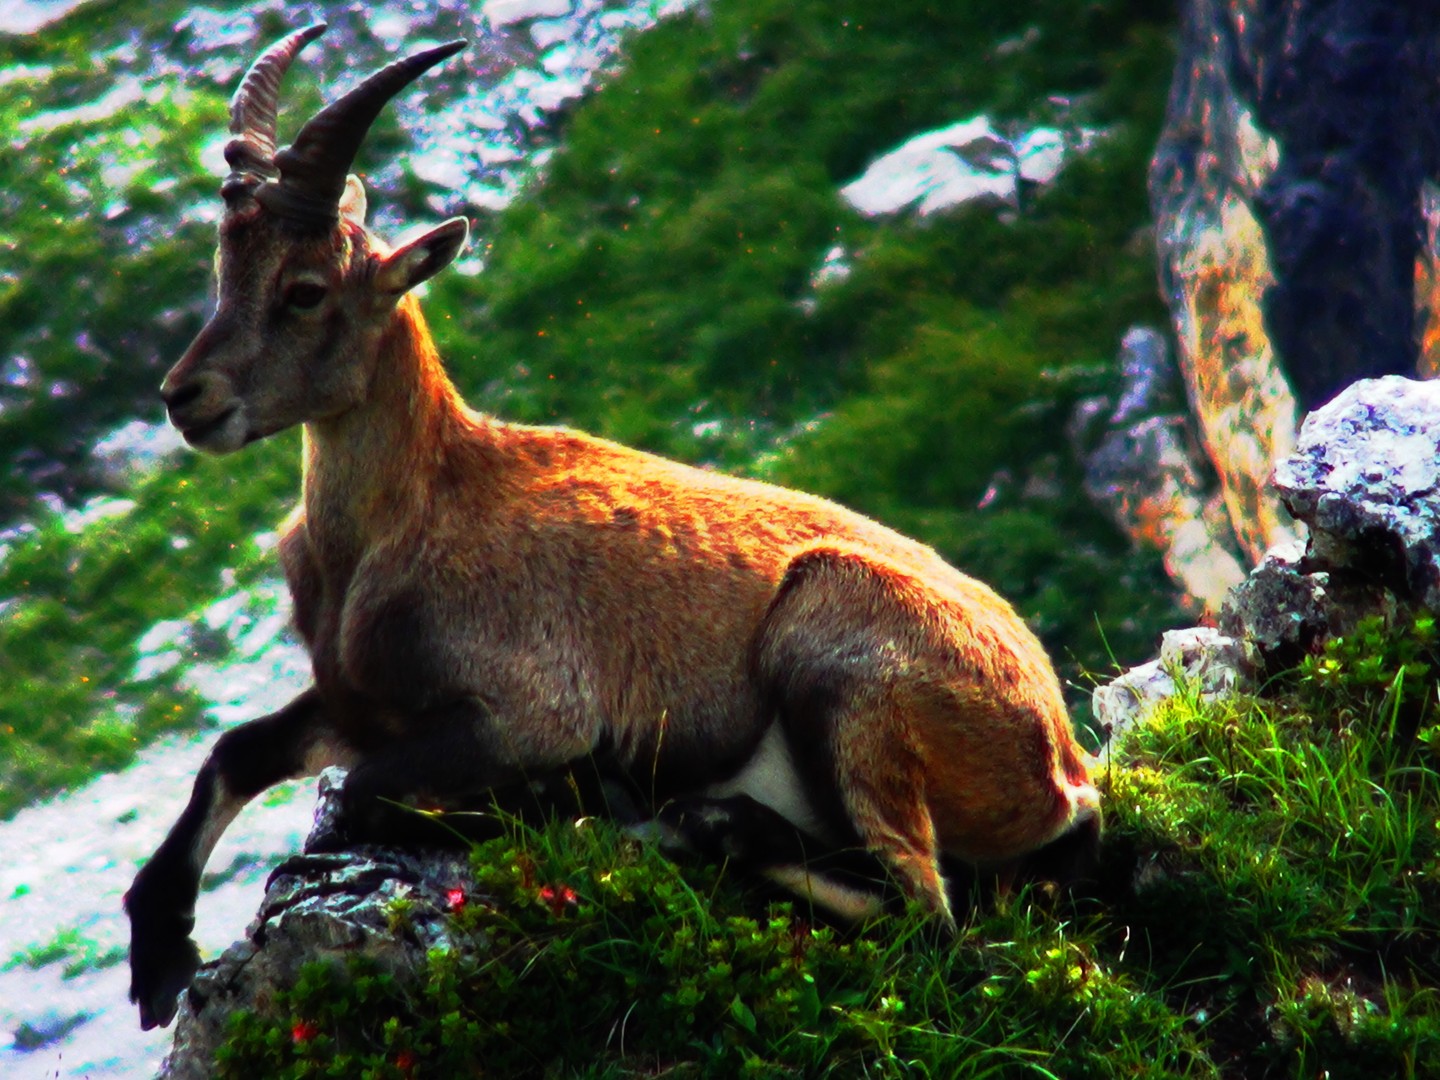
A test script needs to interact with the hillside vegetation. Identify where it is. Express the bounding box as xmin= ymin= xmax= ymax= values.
xmin=0 ymin=0 xmax=1180 ymax=814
